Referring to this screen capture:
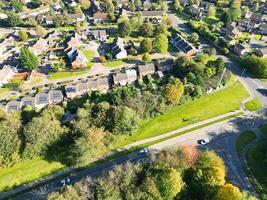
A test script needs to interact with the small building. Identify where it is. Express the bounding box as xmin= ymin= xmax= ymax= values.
xmin=93 ymin=11 xmax=108 ymax=23
xmin=65 ymin=33 xmax=82 ymax=51
xmin=6 ymin=100 xmax=21 ymax=112
xmin=0 ymin=34 xmax=16 ymax=54
xmin=49 ymin=89 xmax=64 ymax=104
xmin=170 ymin=33 xmax=197 ymax=57
xmin=140 ymin=11 xmax=164 ymax=21
xmin=88 ymin=29 xmax=108 ymax=42
xmin=76 ymin=82 xmax=89 ymax=96
xmin=111 ymin=37 xmax=128 ymax=59
xmin=87 ymin=79 xmax=98 ymax=91
xmin=35 ymin=92 xmax=49 ymax=108
xmin=0 ymin=65 xmax=15 ymax=87
xmin=96 ymin=77 xmax=109 ymax=91
xmin=125 ymin=69 xmax=137 ymax=83
xmin=65 ymin=85 xmax=78 ymax=99
xmin=21 ymin=96 xmax=36 ymax=108
xmin=70 ymin=50 xmax=88 ymax=69
xmin=232 ymin=43 xmax=249 ymax=56
xmin=113 ymin=72 xmax=128 ymax=86
xmin=137 ymin=63 xmax=155 ymax=77
xmin=155 ymin=59 xmax=174 ymax=72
